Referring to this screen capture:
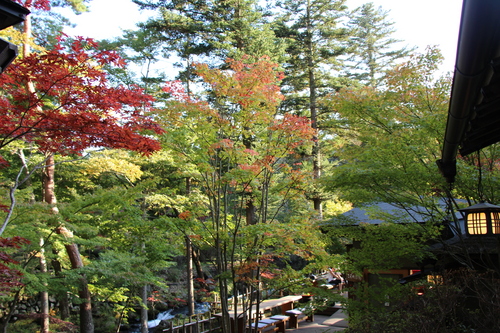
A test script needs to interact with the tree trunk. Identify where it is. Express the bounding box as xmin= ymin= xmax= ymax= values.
xmin=22 ymin=3 xmax=31 ymax=58
xmin=306 ymin=0 xmax=322 ymax=220
xmin=39 ymin=238 xmax=49 ymax=333
xmin=58 ymin=227 xmax=94 ymax=333
xmin=51 ymin=254 xmax=70 ymax=319
xmin=140 ymin=284 xmax=148 ymax=333
xmin=243 ymin=131 xmax=256 ymax=225
xmin=246 ymin=199 xmax=256 ymax=225
xmin=140 ymin=241 xmax=149 ymax=333
xmin=186 ymin=236 xmax=195 ymax=316
xmin=43 ymin=154 xmax=58 ymax=213
xmin=40 ymin=155 xmax=55 ymax=333
xmin=185 ymin=178 xmax=195 ymax=316
xmin=192 ymin=248 xmax=205 ymax=281
xmin=216 ymin=238 xmax=231 ymax=333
